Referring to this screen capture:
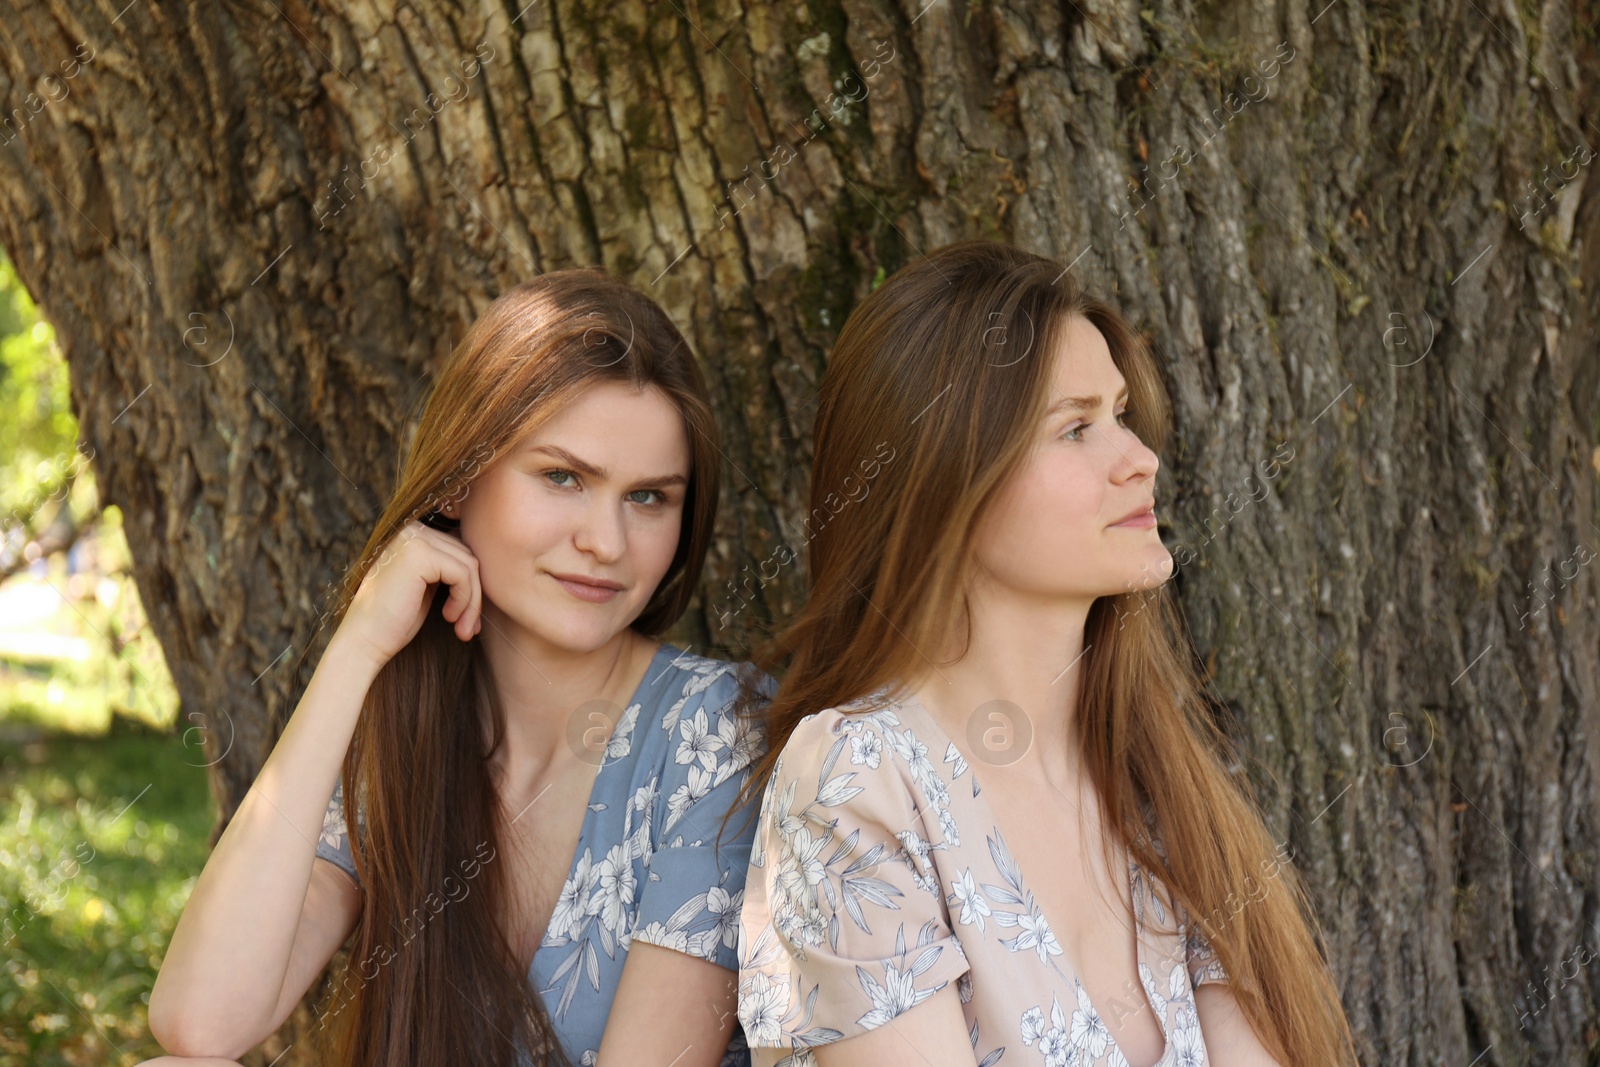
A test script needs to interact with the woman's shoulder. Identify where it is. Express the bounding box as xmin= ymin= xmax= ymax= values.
xmin=770 ymin=690 xmax=942 ymax=815
xmin=781 ymin=689 xmax=930 ymax=770
xmin=632 ymin=645 xmax=774 ymax=729
xmin=613 ymin=644 xmax=773 ymax=774
xmin=641 ymin=643 xmax=774 ymax=702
